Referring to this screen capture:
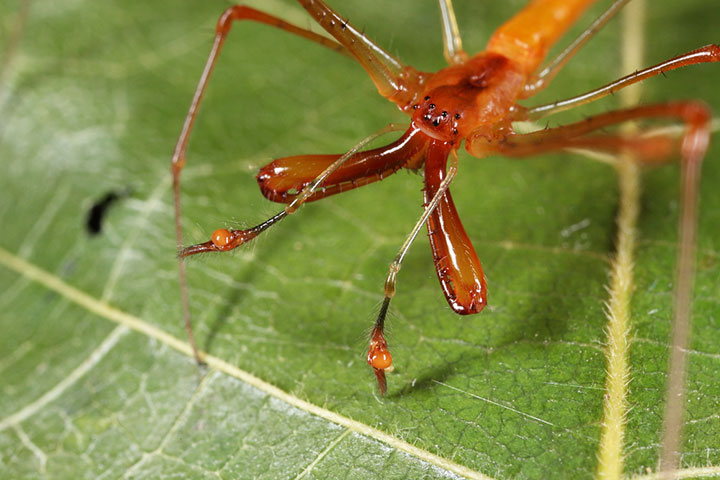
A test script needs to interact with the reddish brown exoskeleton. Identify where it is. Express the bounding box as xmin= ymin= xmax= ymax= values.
xmin=171 ymin=0 xmax=717 ymax=401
